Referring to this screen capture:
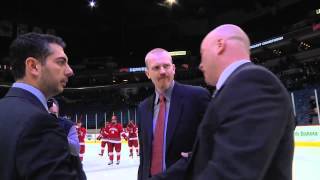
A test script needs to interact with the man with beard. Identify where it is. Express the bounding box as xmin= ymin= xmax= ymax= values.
xmin=137 ymin=48 xmax=211 ymax=180
xmin=0 ymin=33 xmax=83 ymax=179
